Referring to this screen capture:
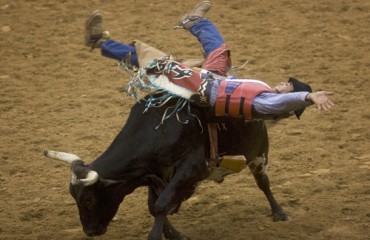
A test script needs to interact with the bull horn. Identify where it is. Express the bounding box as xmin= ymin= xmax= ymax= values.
xmin=78 ymin=171 xmax=99 ymax=186
xmin=44 ymin=150 xmax=81 ymax=164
